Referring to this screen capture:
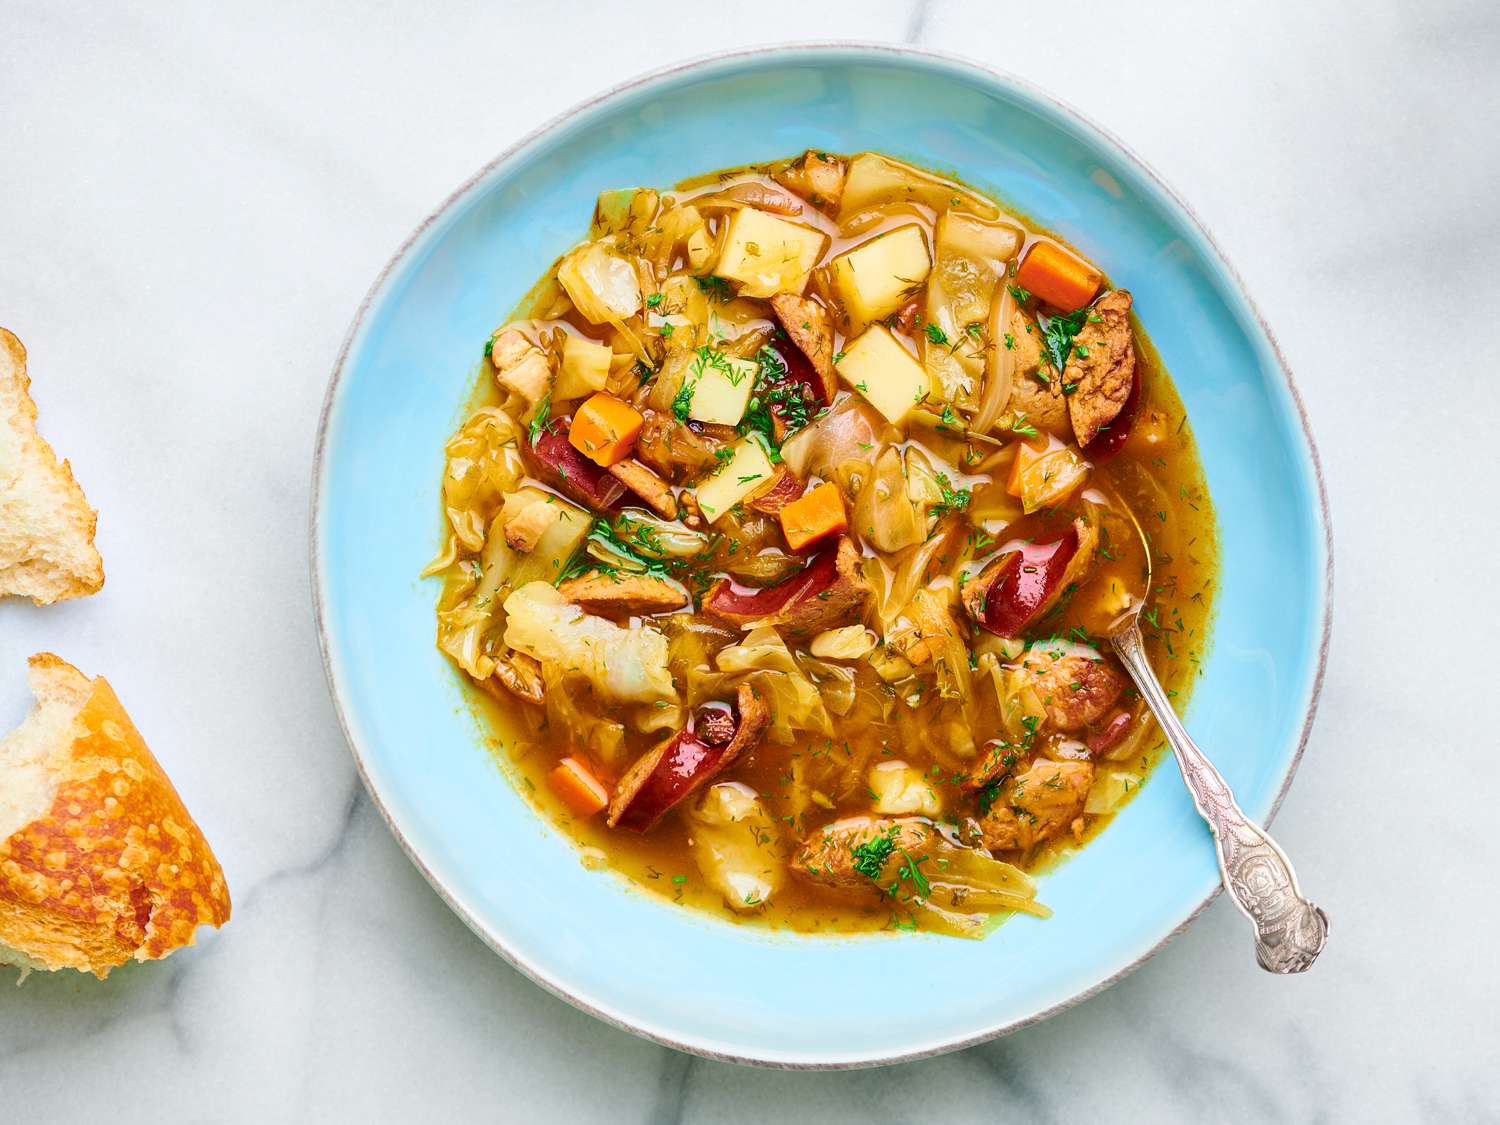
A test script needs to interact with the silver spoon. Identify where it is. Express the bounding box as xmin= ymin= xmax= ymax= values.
xmin=1106 ymin=505 xmax=1329 ymax=973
